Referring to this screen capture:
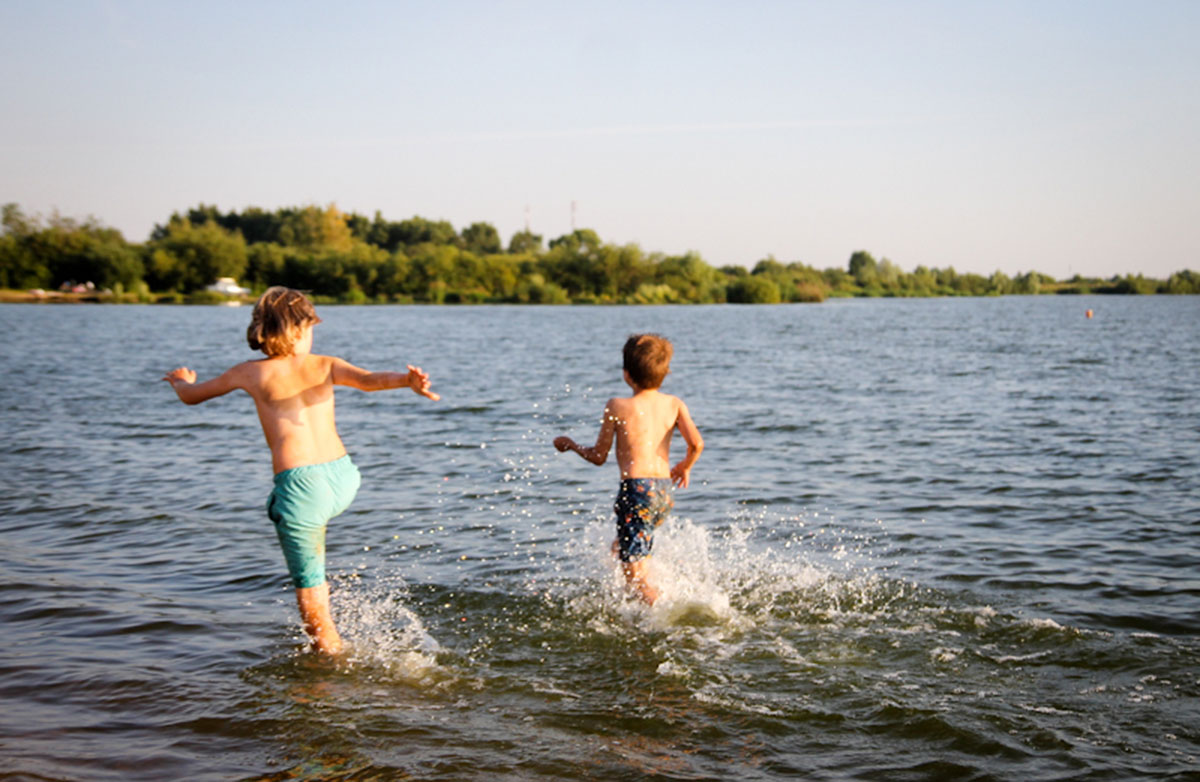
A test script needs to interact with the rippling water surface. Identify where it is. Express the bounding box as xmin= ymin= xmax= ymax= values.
xmin=2 ymin=297 xmax=1198 ymax=781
